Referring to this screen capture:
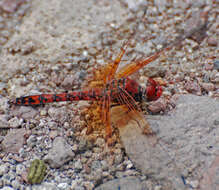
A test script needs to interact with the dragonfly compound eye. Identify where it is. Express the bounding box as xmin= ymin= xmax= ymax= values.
xmin=145 ymin=78 xmax=162 ymax=101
